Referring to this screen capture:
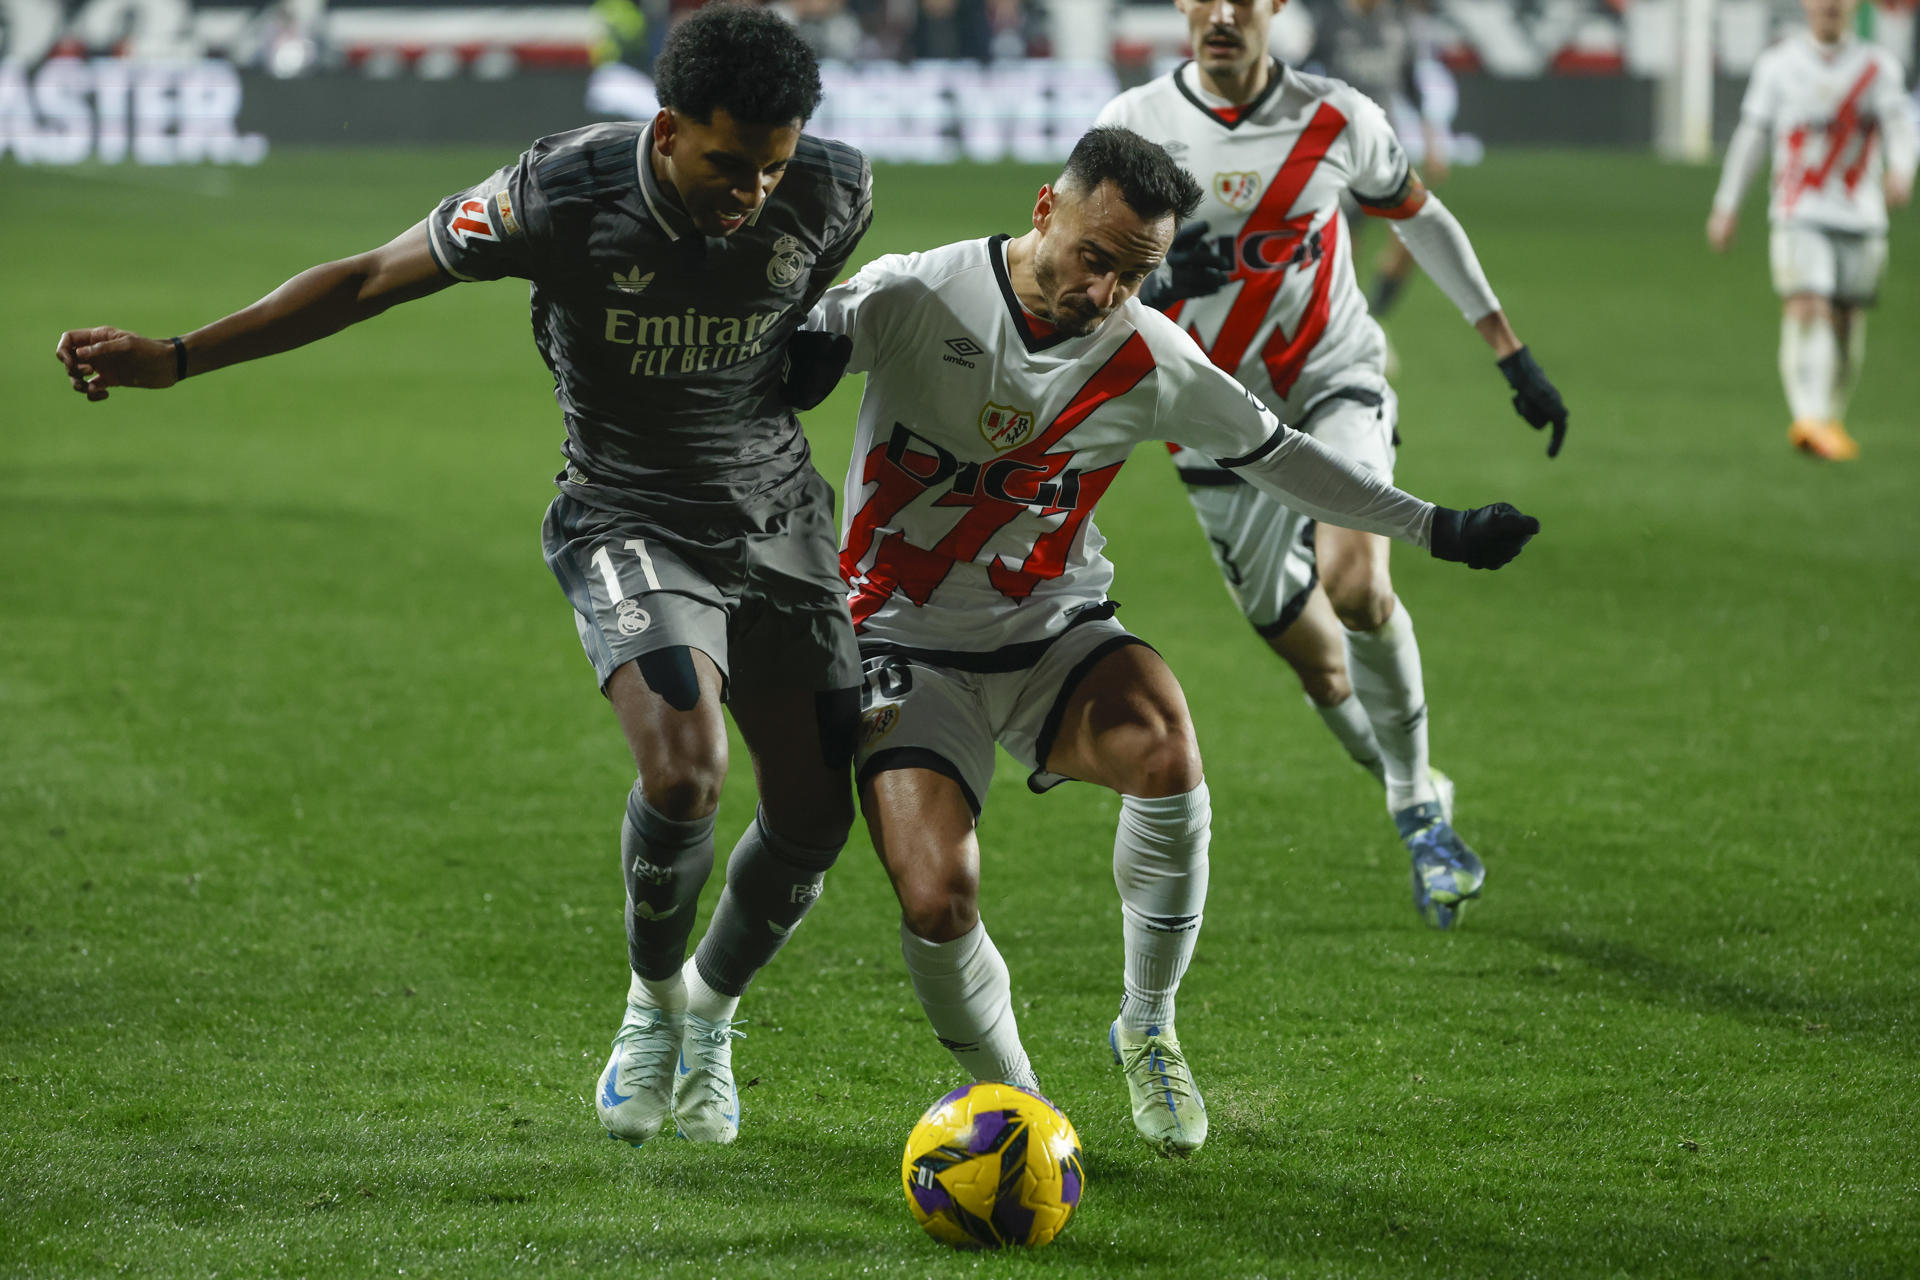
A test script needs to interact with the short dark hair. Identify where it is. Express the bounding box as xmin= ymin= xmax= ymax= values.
xmin=655 ymin=4 xmax=824 ymax=127
xmin=1058 ymin=126 xmax=1204 ymax=224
